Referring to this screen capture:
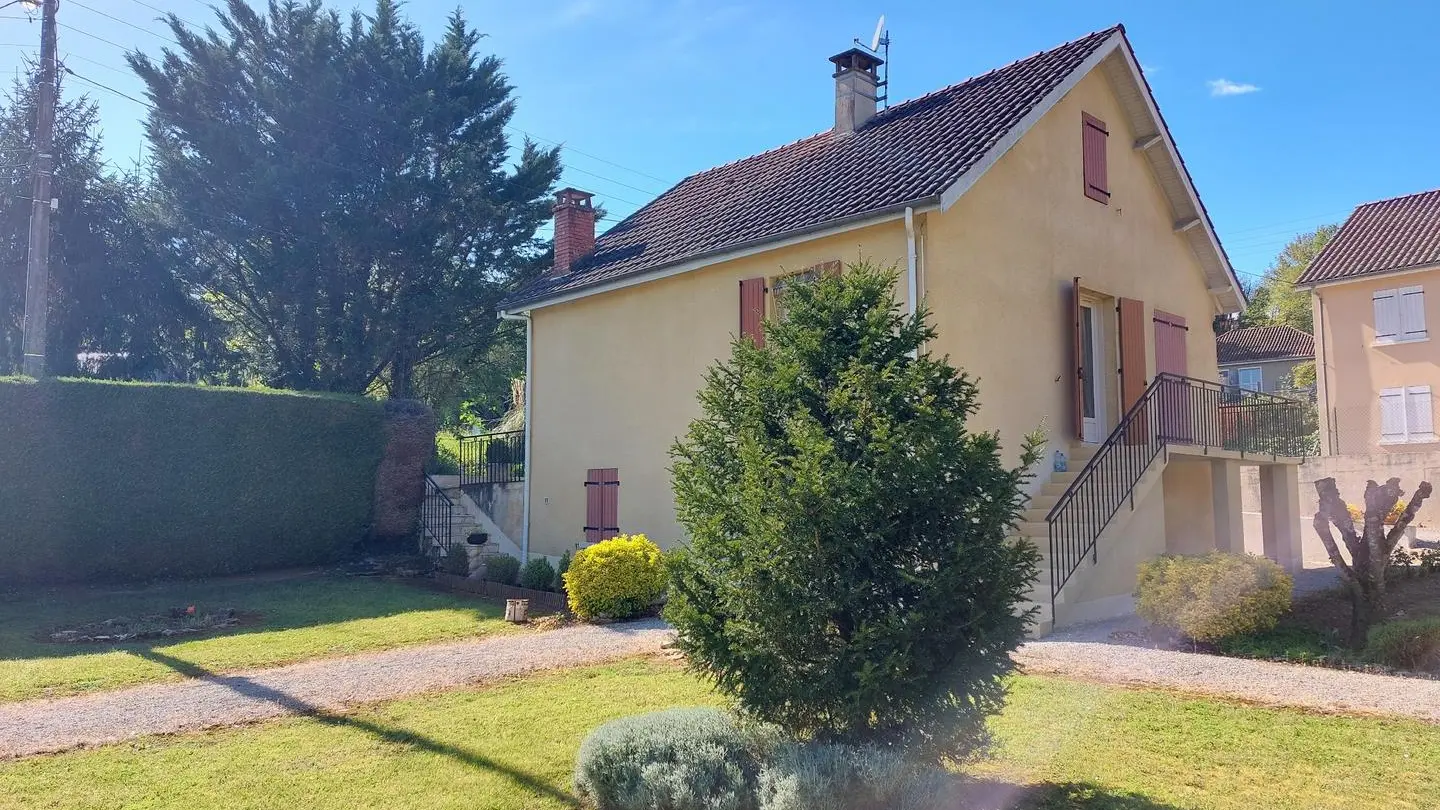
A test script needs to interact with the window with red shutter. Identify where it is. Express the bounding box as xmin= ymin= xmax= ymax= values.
xmin=584 ymin=468 xmax=620 ymax=543
xmin=1082 ymin=112 xmax=1109 ymax=204
xmin=739 ymin=277 xmax=766 ymax=346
